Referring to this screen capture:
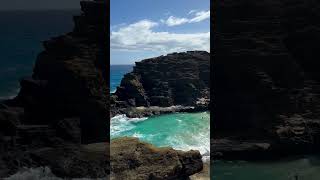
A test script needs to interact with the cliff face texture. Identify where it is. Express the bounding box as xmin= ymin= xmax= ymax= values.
xmin=213 ymin=0 xmax=320 ymax=159
xmin=0 ymin=0 xmax=109 ymax=177
xmin=111 ymin=51 xmax=210 ymax=117
xmin=110 ymin=137 xmax=203 ymax=180
xmin=3 ymin=0 xmax=108 ymax=144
